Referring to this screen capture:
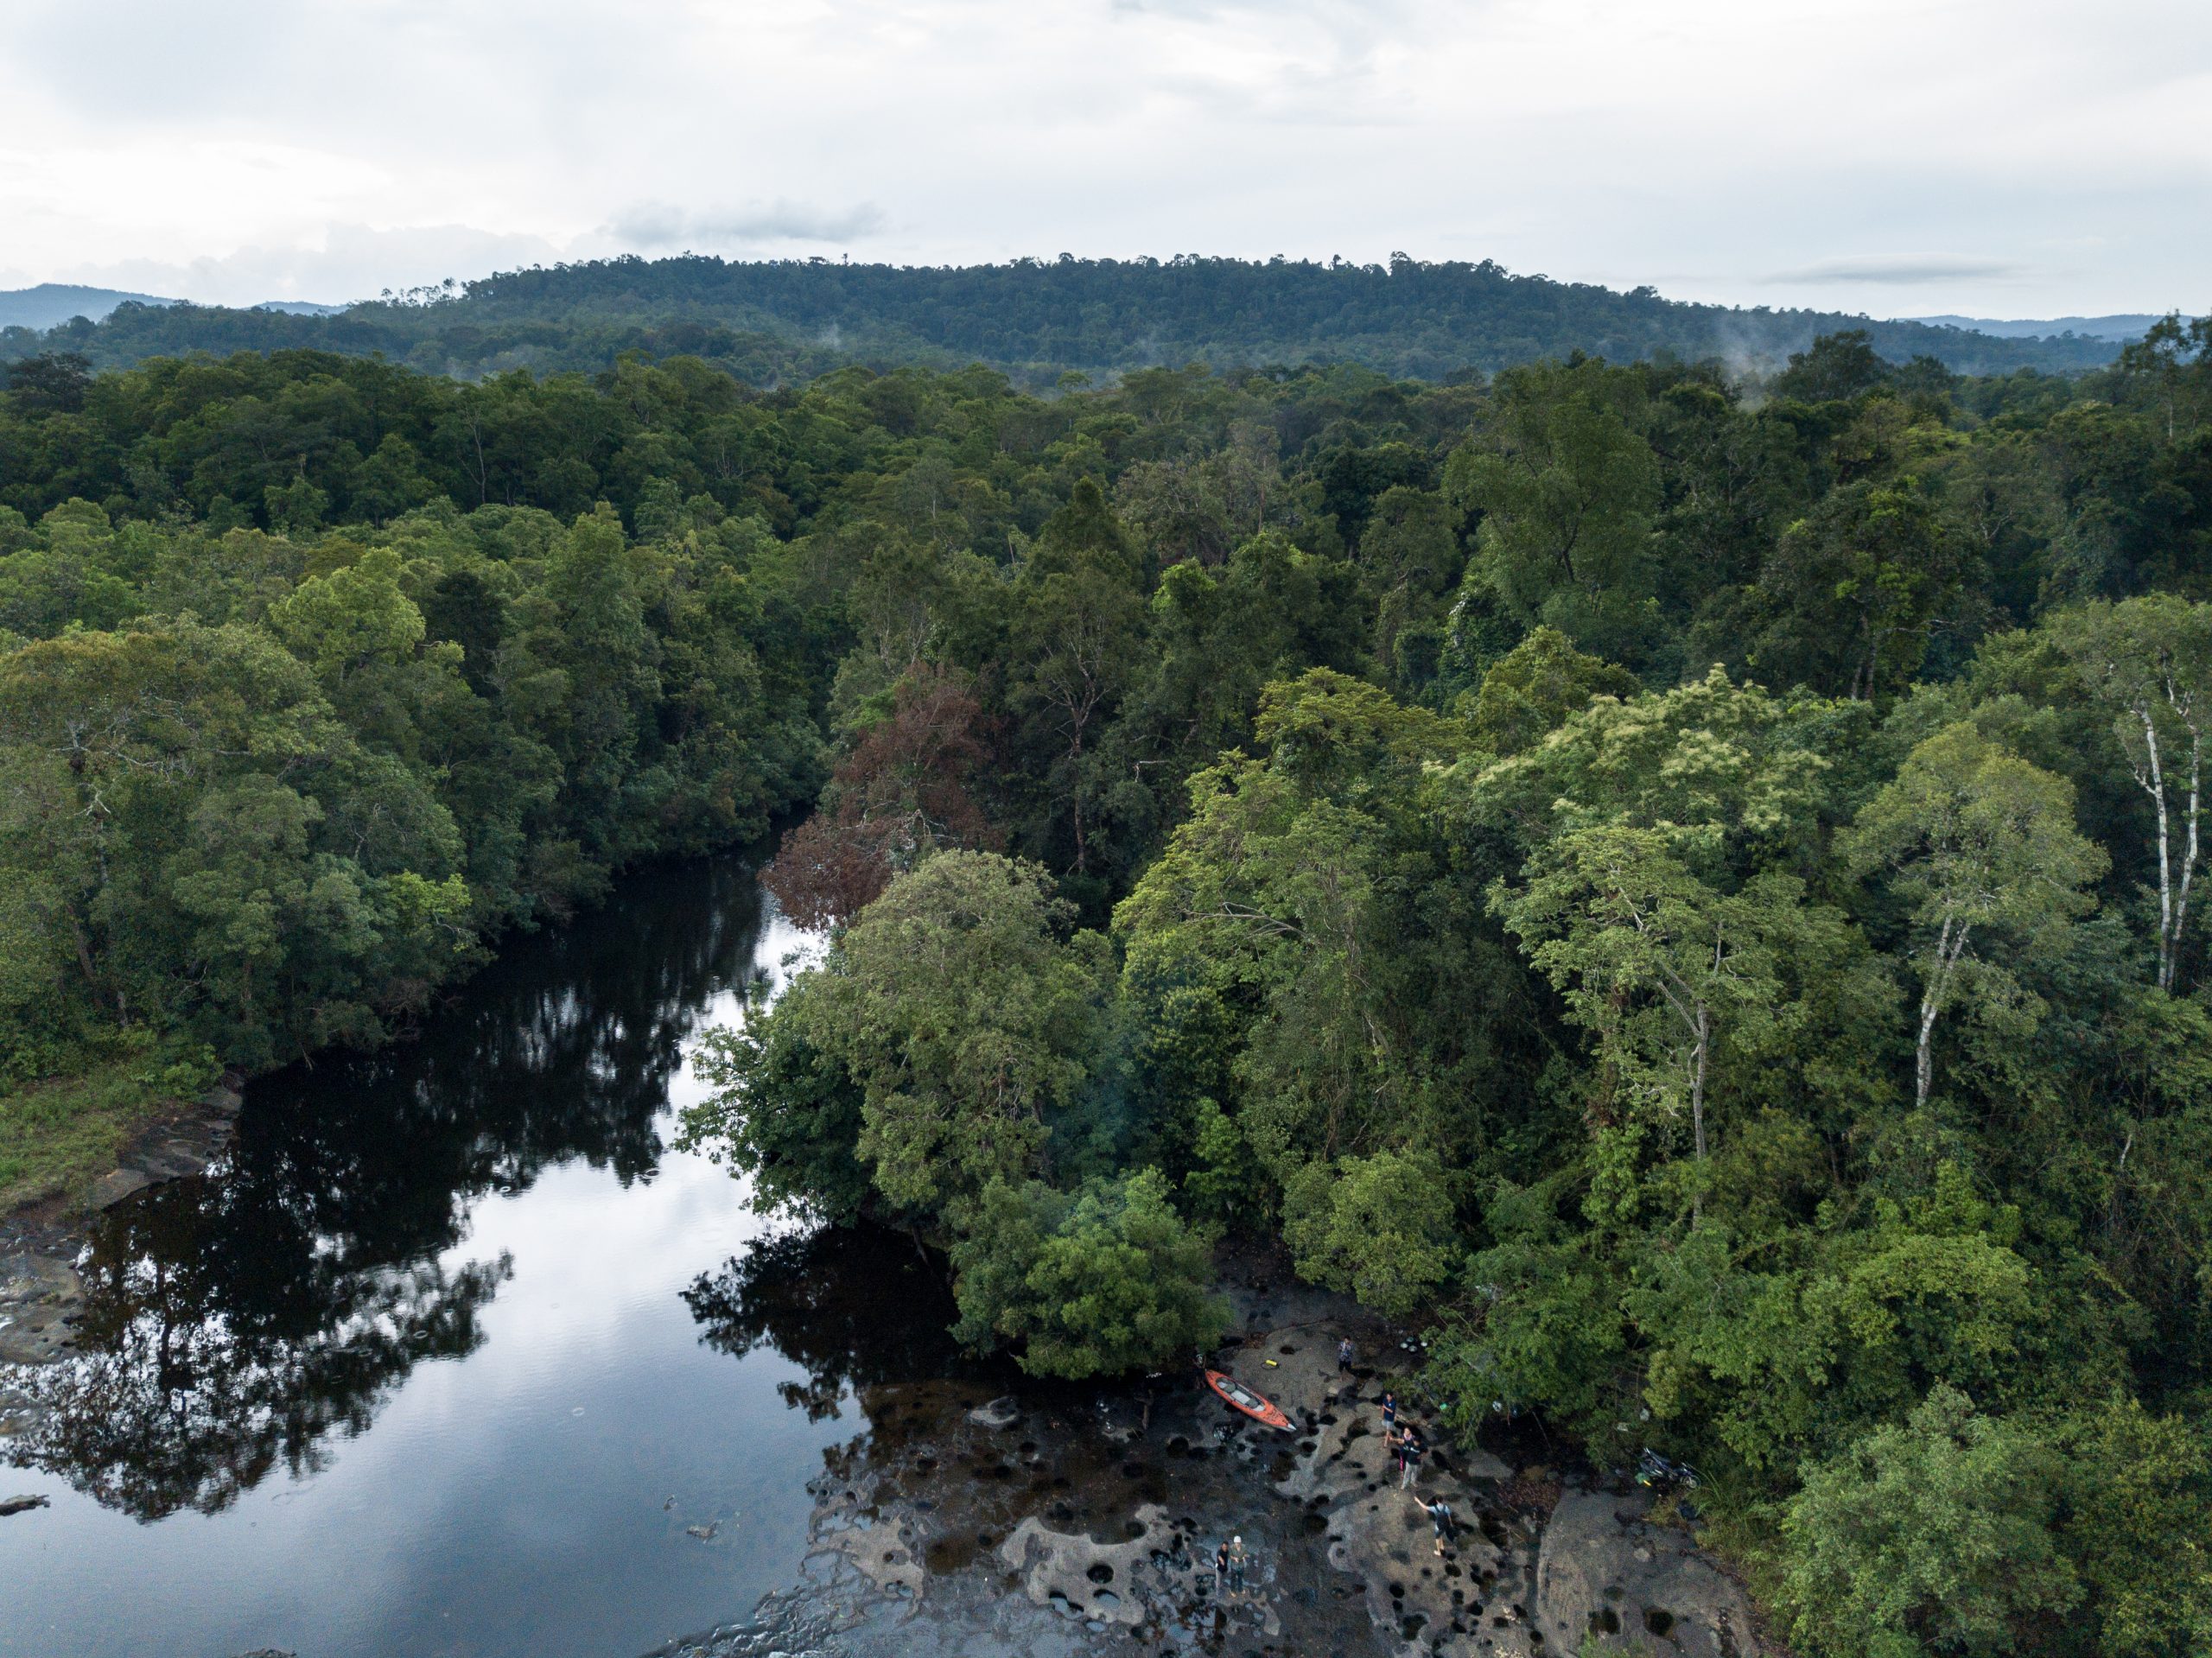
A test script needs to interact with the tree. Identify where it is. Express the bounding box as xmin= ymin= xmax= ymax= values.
xmin=2048 ymin=595 xmax=2212 ymax=989
xmin=1497 ymin=823 xmax=1806 ymax=1197
xmin=1461 ymin=625 xmax=1637 ymax=756
xmin=762 ymin=665 xmax=998 ymax=931
xmin=1281 ymin=1149 xmax=1459 ymax=1316
xmin=1741 ymin=480 xmax=1966 ymax=702
xmin=809 ymin=851 xmax=1109 ymax=1223
xmin=1783 ymin=1387 xmax=2077 ymax=1658
xmin=269 ymin=548 xmax=425 ymax=683
xmin=1465 ymin=664 xmax=1840 ymax=879
xmin=1179 ymin=1096 xmax=1263 ymax=1230
xmin=678 ymin=975 xmax=871 ymax=1225
xmin=950 ymin=1168 xmax=1230 ymax=1378
xmin=1115 ymin=756 xmax=1399 ymax=1182
xmin=2058 ymin=1394 xmax=2212 ymax=1658
xmin=1355 ymin=486 xmax=1463 ymax=696
xmin=1009 ymin=479 xmax=1148 ymax=872
xmin=1772 ymin=330 xmax=1892 ymax=403
xmin=2114 ymin=311 xmax=2212 ymax=444
xmin=3 ymin=352 xmax=93 ymax=414
xmin=1843 ymin=724 xmax=2106 ymax=1109
xmin=1445 ymin=359 xmax=1662 ymax=661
